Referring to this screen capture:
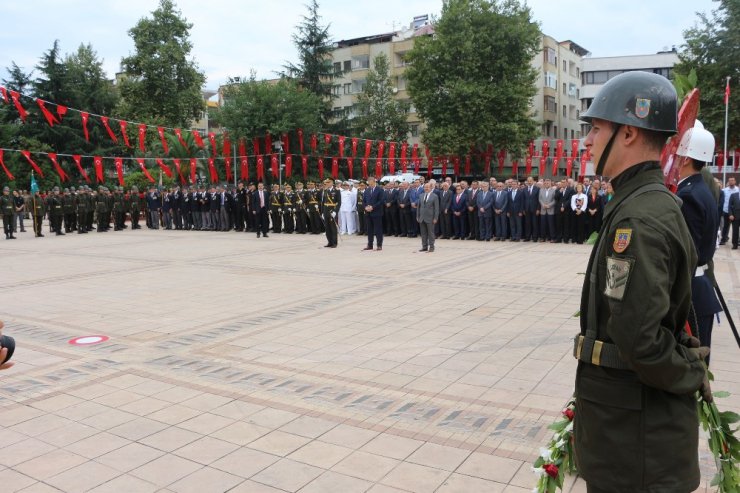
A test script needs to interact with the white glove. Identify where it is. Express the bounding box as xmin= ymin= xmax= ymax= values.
xmin=330 ymin=211 xmax=336 ymax=219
